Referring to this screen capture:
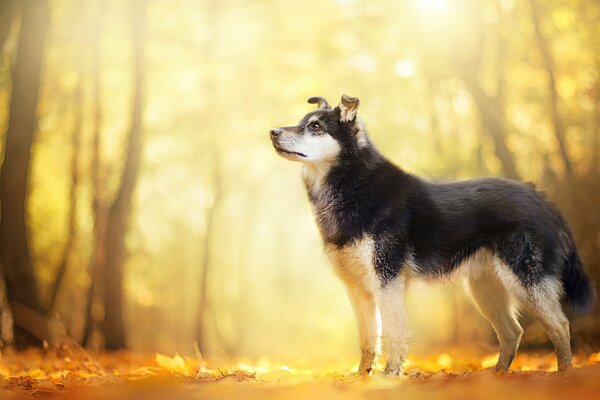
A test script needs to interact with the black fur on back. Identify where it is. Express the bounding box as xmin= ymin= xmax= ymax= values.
xmin=307 ymin=116 xmax=596 ymax=313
